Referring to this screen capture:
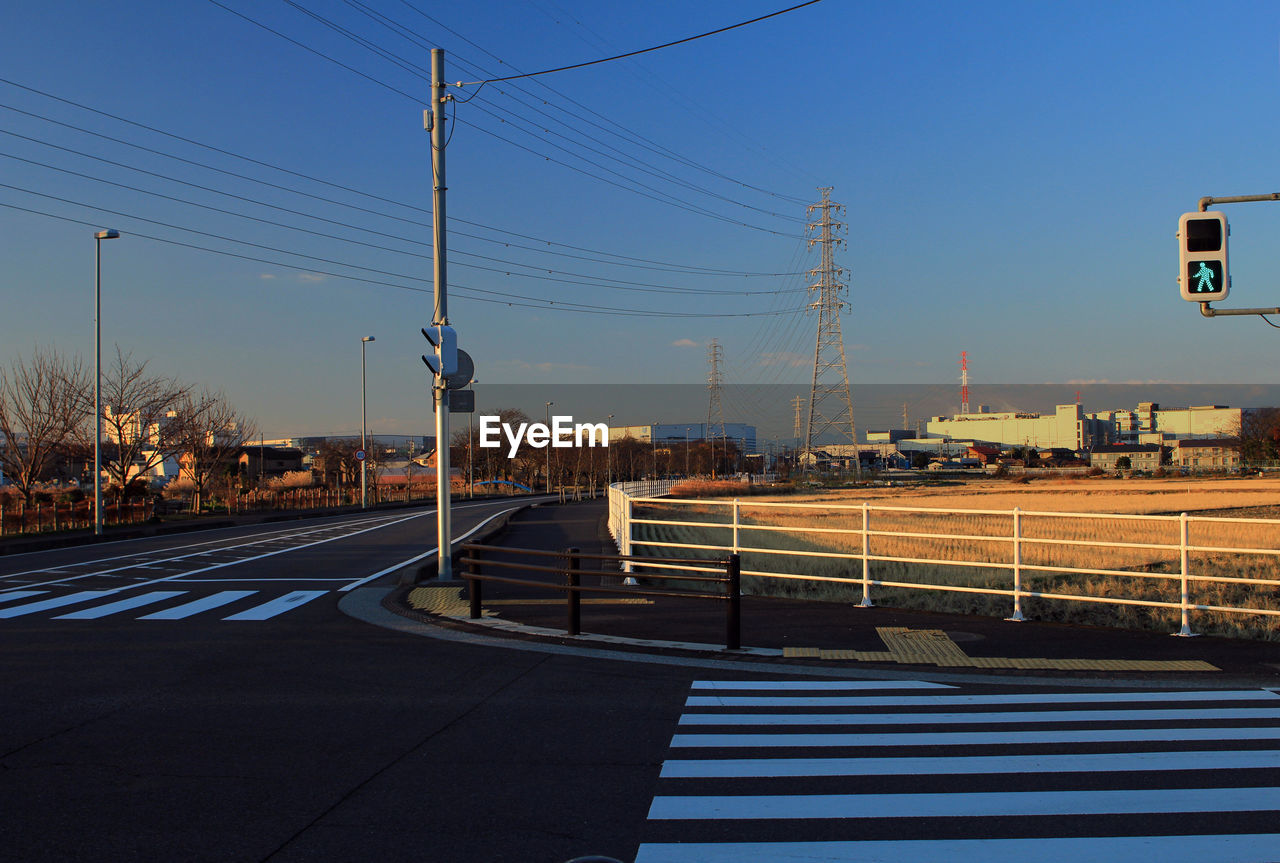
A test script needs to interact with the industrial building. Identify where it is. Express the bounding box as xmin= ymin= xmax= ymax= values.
xmin=920 ymin=402 xmax=1240 ymax=451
